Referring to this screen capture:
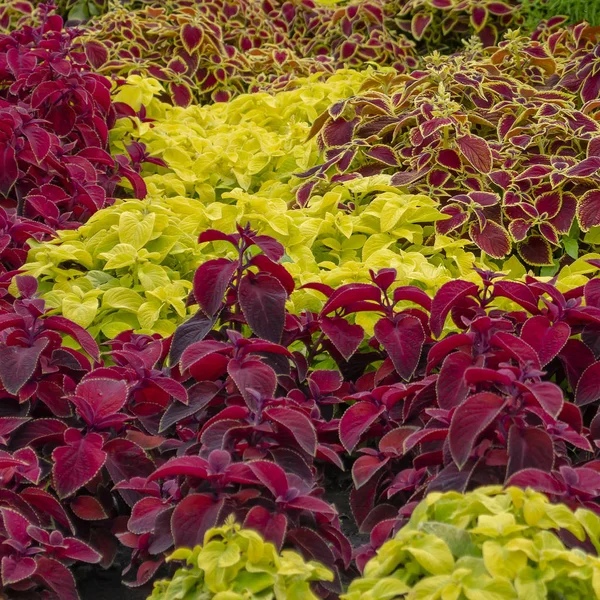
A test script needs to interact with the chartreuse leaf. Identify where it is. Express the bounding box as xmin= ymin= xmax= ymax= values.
xmin=148 ymin=518 xmax=332 ymax=600
xmin=343 ymin=487 xmax=600 ymax=600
